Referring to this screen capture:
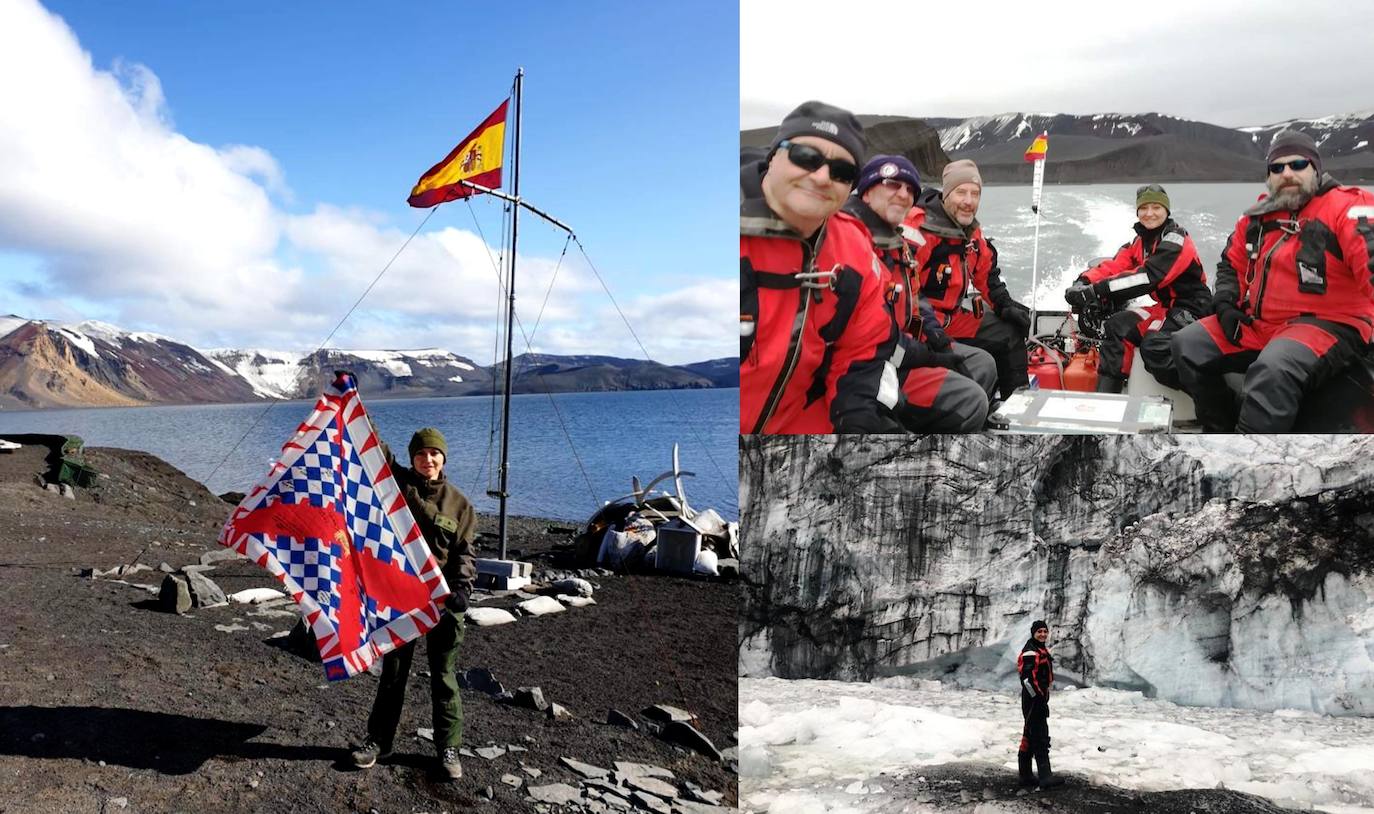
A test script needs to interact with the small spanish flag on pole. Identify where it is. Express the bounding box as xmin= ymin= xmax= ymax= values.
xmin=1023 ymin=132 xmax=1048 ymax=163
xmin=407 ymin=100 xmax=509 ymax=208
